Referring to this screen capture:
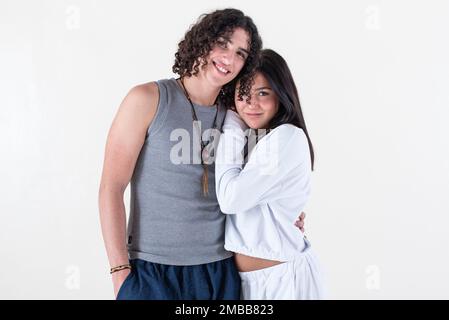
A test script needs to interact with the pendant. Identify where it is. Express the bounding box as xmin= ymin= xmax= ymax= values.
xmin=201 ymin=140 xmax=216 ymax=165
xmin=202 ymin=147 xmax=211 ymax=165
